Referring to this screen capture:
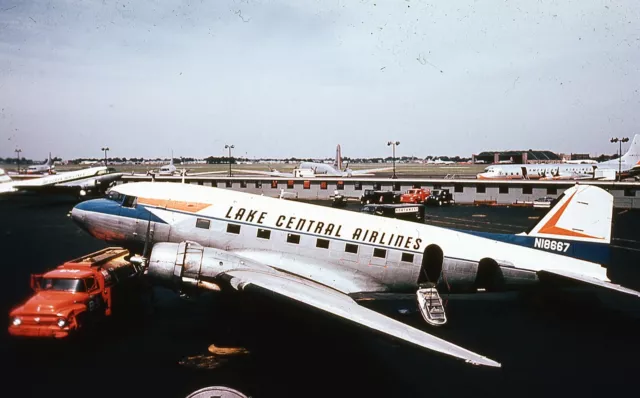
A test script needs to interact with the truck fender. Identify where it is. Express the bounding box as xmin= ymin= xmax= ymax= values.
xmin=58 ymin=304 xmax=88 ymax=329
